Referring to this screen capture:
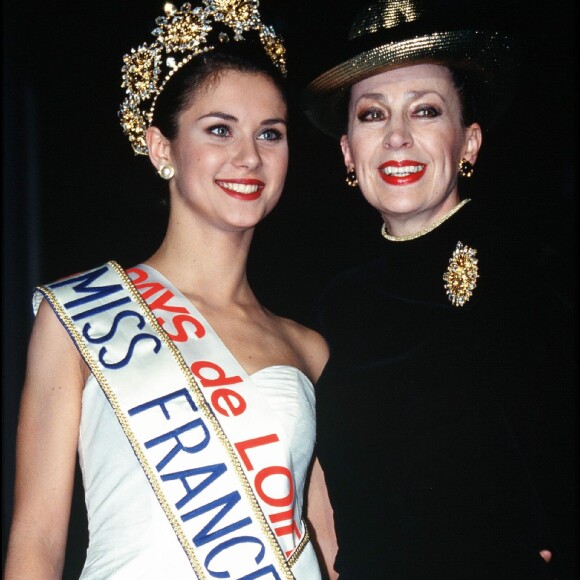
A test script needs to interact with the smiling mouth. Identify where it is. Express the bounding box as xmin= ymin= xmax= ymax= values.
xmin=380 ymin=164 xmax=425 ymax=177
xmin=216 ymin=180 xmax=263 ymax=194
